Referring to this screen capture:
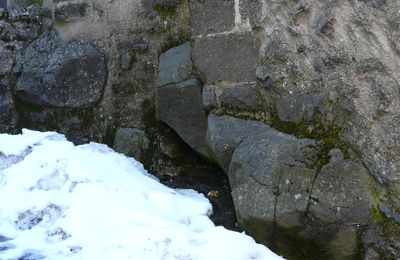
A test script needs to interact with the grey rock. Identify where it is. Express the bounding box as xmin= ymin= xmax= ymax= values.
xmin=156 ymin=42 xmax=192 ymax=87
xmin=55 ymin=2 xmax=87 ymax=22
xmin=206 ymin=114 xmax=270 ymax=172
xmin=0 ymin=42 xmax=14 ymax=76
xmin=192 ymin=32 xmax=259 ymax=84
xmin=141 ymin=0 xmax=180 ymax=16
xmin=203 ymin=83 xmax=261 ymax=111
xmin=229 ymin=128 xmax=317 ymax=229
xmin=219 ymin=83 xmax=261 ymax=111
xmin=113 ymin=128 xmax=150 ymax=163
xmin=276 ymin=94 xmax=325 ymax=123
xmin=309 ymin=149 xmax=374 ymax=224
xmin=189 ymin=0 xmax=235 ymax=35
xmin=157 ymin=79 xmax=209 ymax=157
xmin=112 ymin=83 xmax=136 ymax=95
xmin=202 ymin=86 xmax=217 ymax=111
xmin=14 ymin=30 xmax=107 ymax=108
xmin=0 ymin=83 xmax=14 ymax=133
xmin=0 ymin=0 xmax=7 ymax=9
